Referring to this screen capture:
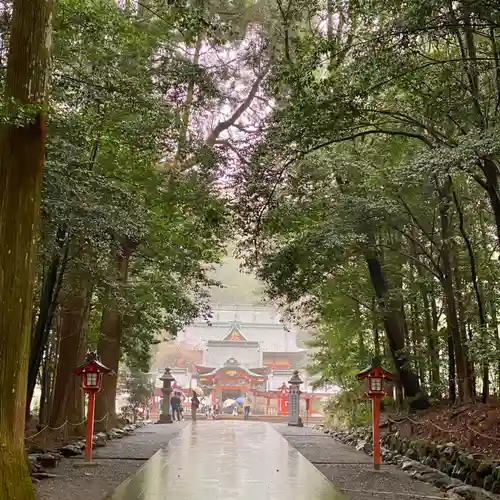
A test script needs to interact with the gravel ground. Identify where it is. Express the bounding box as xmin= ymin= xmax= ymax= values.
xmin=35 ymin=421 xmax=189 ymax=500
xmin=274 ymin=424 xmax=447 ymax=500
